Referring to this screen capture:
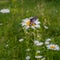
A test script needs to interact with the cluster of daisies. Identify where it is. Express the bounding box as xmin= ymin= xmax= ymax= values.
xmin=45 ymin=38 xmax=60 ymax=51
xmin=21 ymin=17 xmax=60 ymax=60
xmin=19 ymin=38 xmax=60 ymax=60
